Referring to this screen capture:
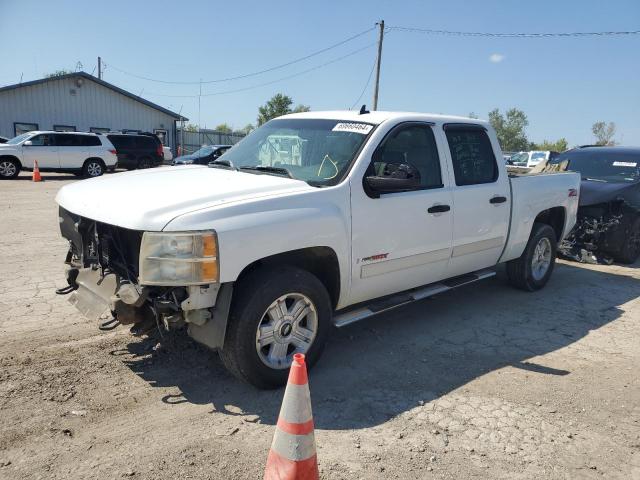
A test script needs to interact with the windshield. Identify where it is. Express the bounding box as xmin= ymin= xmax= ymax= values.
xmin=221 ymin=118 xmax=374 ymax=186
xmin=530 ymin=152 xmax=546 ymax=161
xmin=6 ymin=133 xmax=32 ymax=145
xmin=555 ymin=151 xmax=640 ymax=183
xmin=511 ymin=152 xmax=529 ymax=164
xmin=193 ymin=146 xmax=215 ymax=157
